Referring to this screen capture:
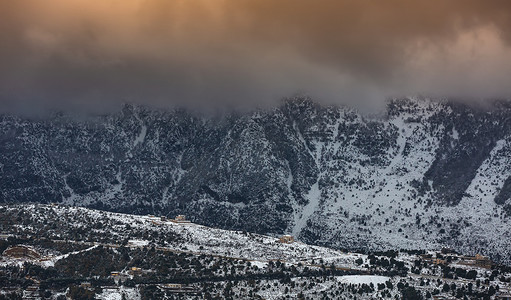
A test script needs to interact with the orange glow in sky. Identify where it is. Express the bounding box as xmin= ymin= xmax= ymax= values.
xmin=1 ymin=1 xmax=511 ymax=112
